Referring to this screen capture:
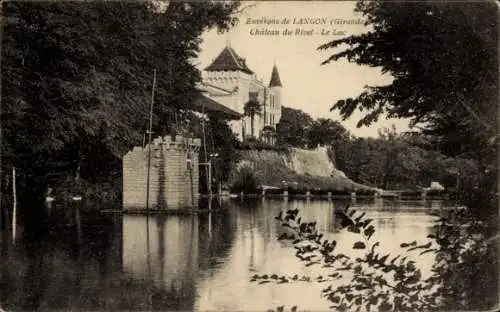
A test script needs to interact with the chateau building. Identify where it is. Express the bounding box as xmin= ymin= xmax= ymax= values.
xmin=197 ymin=46 xmax=283 ymax=143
